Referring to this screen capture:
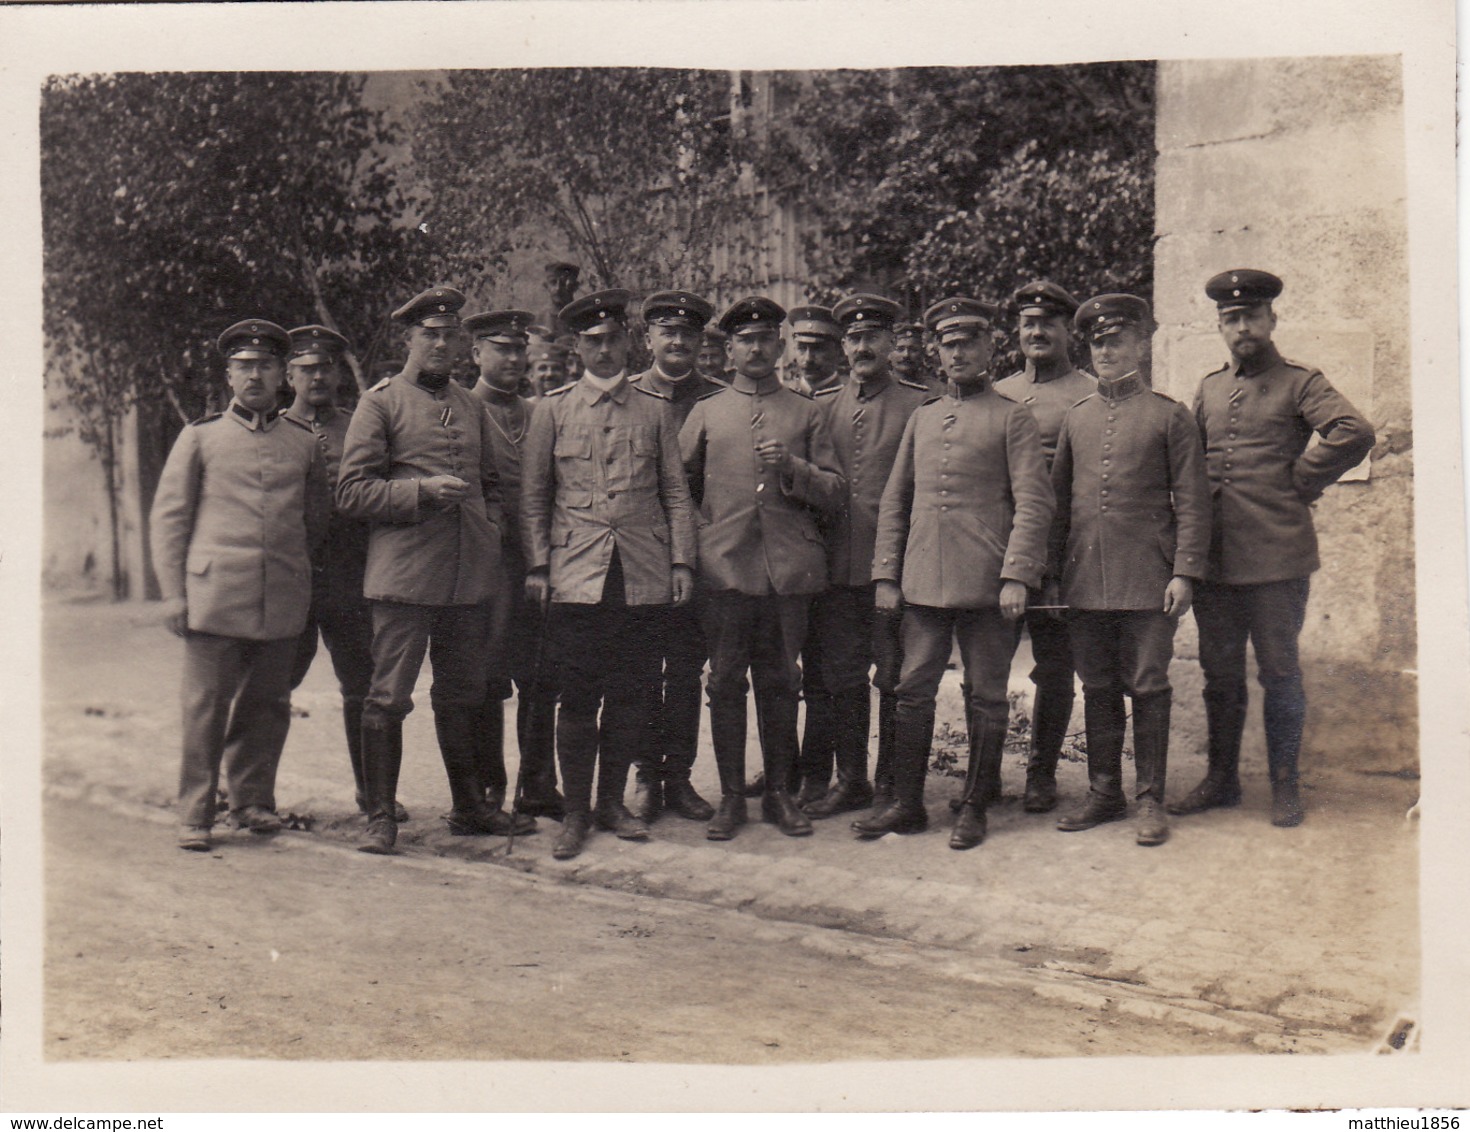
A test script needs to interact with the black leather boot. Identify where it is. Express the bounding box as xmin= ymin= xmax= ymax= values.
xmin=1168 ymin=685 xmax=1246 ymax=815
xmin=437 ymin=705 xmax=536 ymax=837
xmin=474 ymin=695 xmax=510 ymax=807
xmin=1131 ymin=689 xmax=1171 ymax=846
xmin=759 ymin=692 xmax=812 ymax=836
xmin=803 ymin=686 xmax=875 ymax=818
xmin=1023 ymin=684 xmax=1073 ymax=813
xmin=358 ymin=719 xmax=403 ymax=855
xmin=707 ymin=700 xmax=749 ymax=841
xmin=796 ymin=686 xmax=836 ymax=804
xmin=552 ymin=811 xmax=592 ymax=860
xmin=871 ymin=690 xmax=898 ymax=808
xmin=1265 ymin=687 xmax=1306 ymax=827
xmin=515 ymin=695 xmax=565 ymax=820
xmin=853 ymin=703 xmax=930 ymax=838
xmin=951 ymin=710 xmax=1005 ymax=850
xmin=1057 ymin=691 xmax=1129 ymax=831
xmin=631 ymin=763 xmax=664 ymax=825
xmin=664 ymin=775 xmax=716 ymax=821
